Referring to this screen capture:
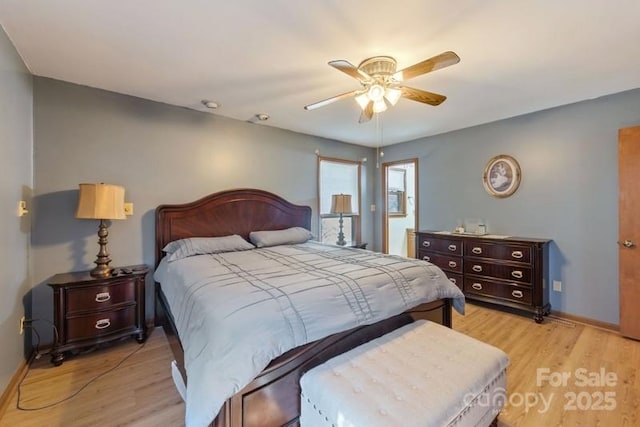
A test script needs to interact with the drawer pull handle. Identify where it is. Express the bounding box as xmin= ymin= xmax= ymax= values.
xmin=448 ymin=244 xmax=457 ymax=252
xmin=471 ymin=283 xmax=483 ymax=290
xmin=449 ymin=277 xmax=457 ymax=284
xmin=512 ymin=290 xmax=524 ymax=299
xmin=512 ymin=251 xmax=524 ymax=259
xmin=511 ymin=270 xmax=524 ymax=279
xmin=448 ymin=261 xmax=457 ymax=268
xmin=422 ymin=241 xmax=431 ymax=247
xmin=472 ymin=265 xmax=483 ymax=272
xmin=422 ymin=256 xmax=431 ymax=262
xmin=95 ymin=292 xmax=111 ymax=303
xmin=95 ymin=319 xmax=111 ymax=330
xmin=472 ymin=247 xmax=483 ymax=254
